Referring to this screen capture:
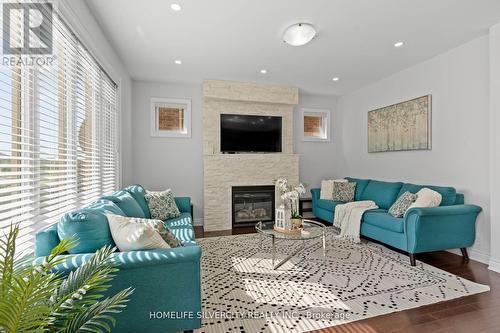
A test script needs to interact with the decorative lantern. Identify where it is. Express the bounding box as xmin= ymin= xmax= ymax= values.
xmin=275 ymin=204 xmax=291 ymax=230
xmin=275 ymin=204 xmax=285 ymax=229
